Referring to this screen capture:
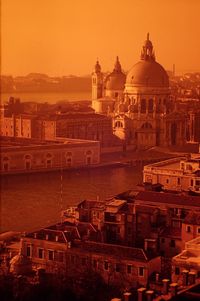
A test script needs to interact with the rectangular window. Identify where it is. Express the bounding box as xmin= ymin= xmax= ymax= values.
xmin=93 ymin=259 xmax=97 ymax=269
xmin=148 ymin=99 xmax=153 ymax=113
xmin=177 ymin=178 xmax=181 ymax=185
xmin=197 ymin=228 xmax=200 ymax=235
xmin=127 ymin=215 xmax=133 ymax=222
xmin=175 ymin=267 xmax=180 ymax=275
xmin=46 ymin=159 xmax=52 ymax=167
xmin=127 ymin=265 xmax=132 ymax=274
xmin=104 ymin=261 xmax=109 ymax=270
xmin=166 ymin=179 xmax=169 ymax=184
xmin=81 ymin=258 xmax=86 ymax=266
xmin=38 ymin=248 xmax=44 ymax=259
xmin=48 ymin=250 xmax=54 ymax=261
xmin=139 ymin=267 xmax=144 ymax=277
xmin=58 ymin=251 xmax=64 ymax=262
xmin=115 ymin=263 xmax=120 ymax=272
xmin=141 ymin=99 xmax=146 ymax=114
xmin=26 ymin=245 xmax=31 ymax=257
xmin=3 ymin=163 xmax=9 ymax=171
xmin=191 ymin=179 xmax=194 ymax=186
xmin=161 ymin=238 xmax=165 ymax=244
xmin=71 ymin=255 xmax=75 ymax=264
xmin=186 ymin=225 xmax=191 ymax=233
xmin=127 ymin=227 xmax=132 ymax=235
xmin=170 ymin=239 xmax=176 ymax=248
xmin=25 ymin=161 xmax=31 ymax=170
